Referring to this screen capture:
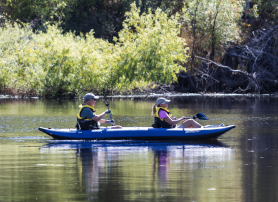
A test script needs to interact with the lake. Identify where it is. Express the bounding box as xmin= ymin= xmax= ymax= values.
xmin=0 ymin=96 xmax=278 ymax=202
